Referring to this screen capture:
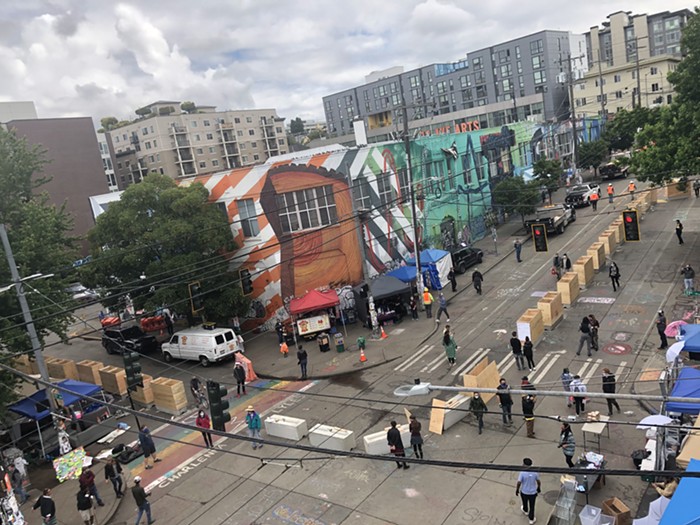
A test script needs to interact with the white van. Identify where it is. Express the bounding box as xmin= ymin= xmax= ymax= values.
xmin=161 ymin=326 xmax=244 ymax=367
